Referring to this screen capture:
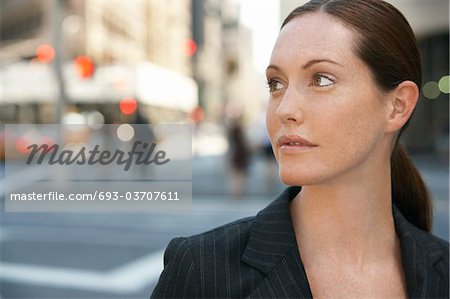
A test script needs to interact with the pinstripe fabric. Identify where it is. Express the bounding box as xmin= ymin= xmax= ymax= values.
xmin=151 ymin=187 xmax=449 ymax=299
xmin=392 ymin=205 xmax=449 ymax=298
